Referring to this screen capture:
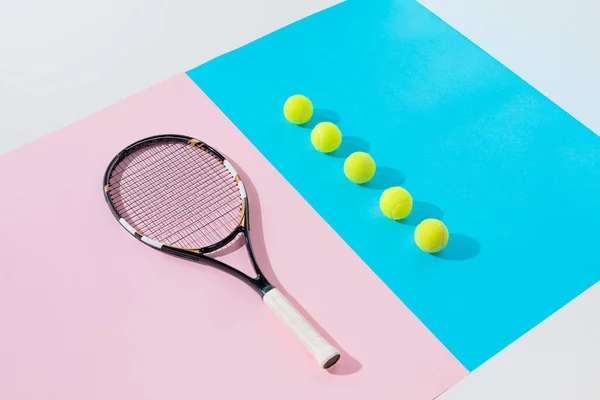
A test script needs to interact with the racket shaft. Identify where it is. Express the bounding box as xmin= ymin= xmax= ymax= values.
xmin=263 ymin=288 xmax=340 ymax=368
